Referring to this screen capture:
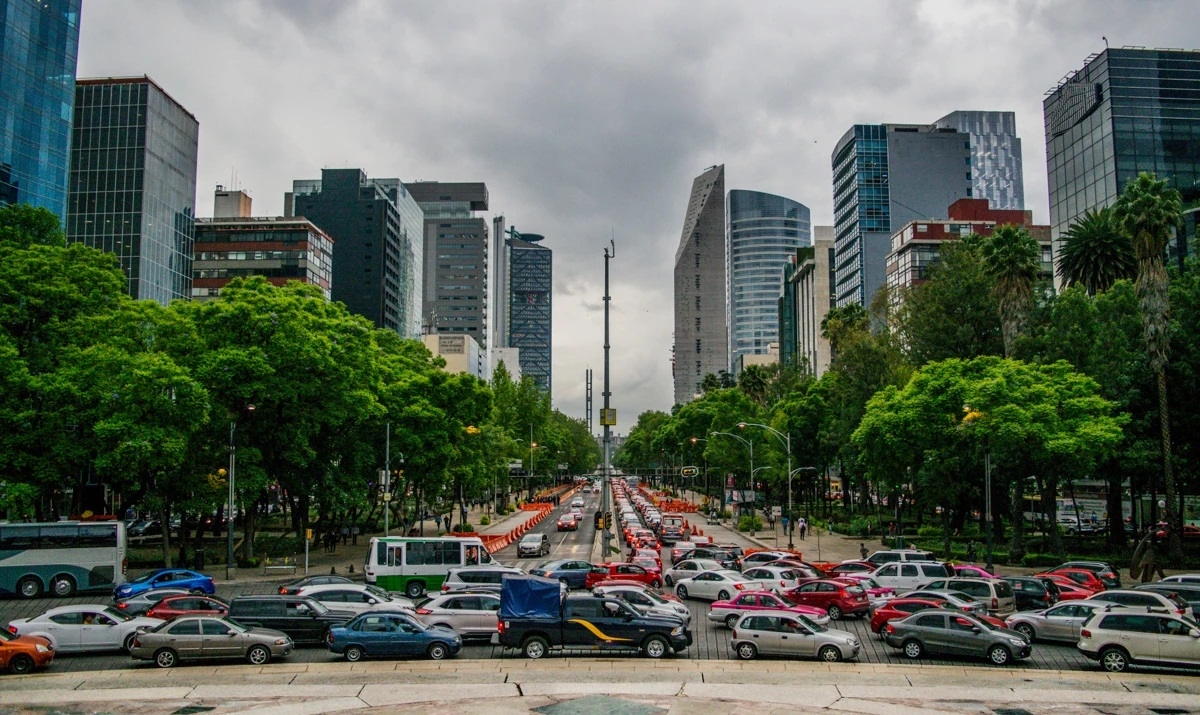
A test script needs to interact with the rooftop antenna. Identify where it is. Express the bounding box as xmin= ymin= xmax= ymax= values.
xmin=1102 ymin=36 xmax=1109 ymax=49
